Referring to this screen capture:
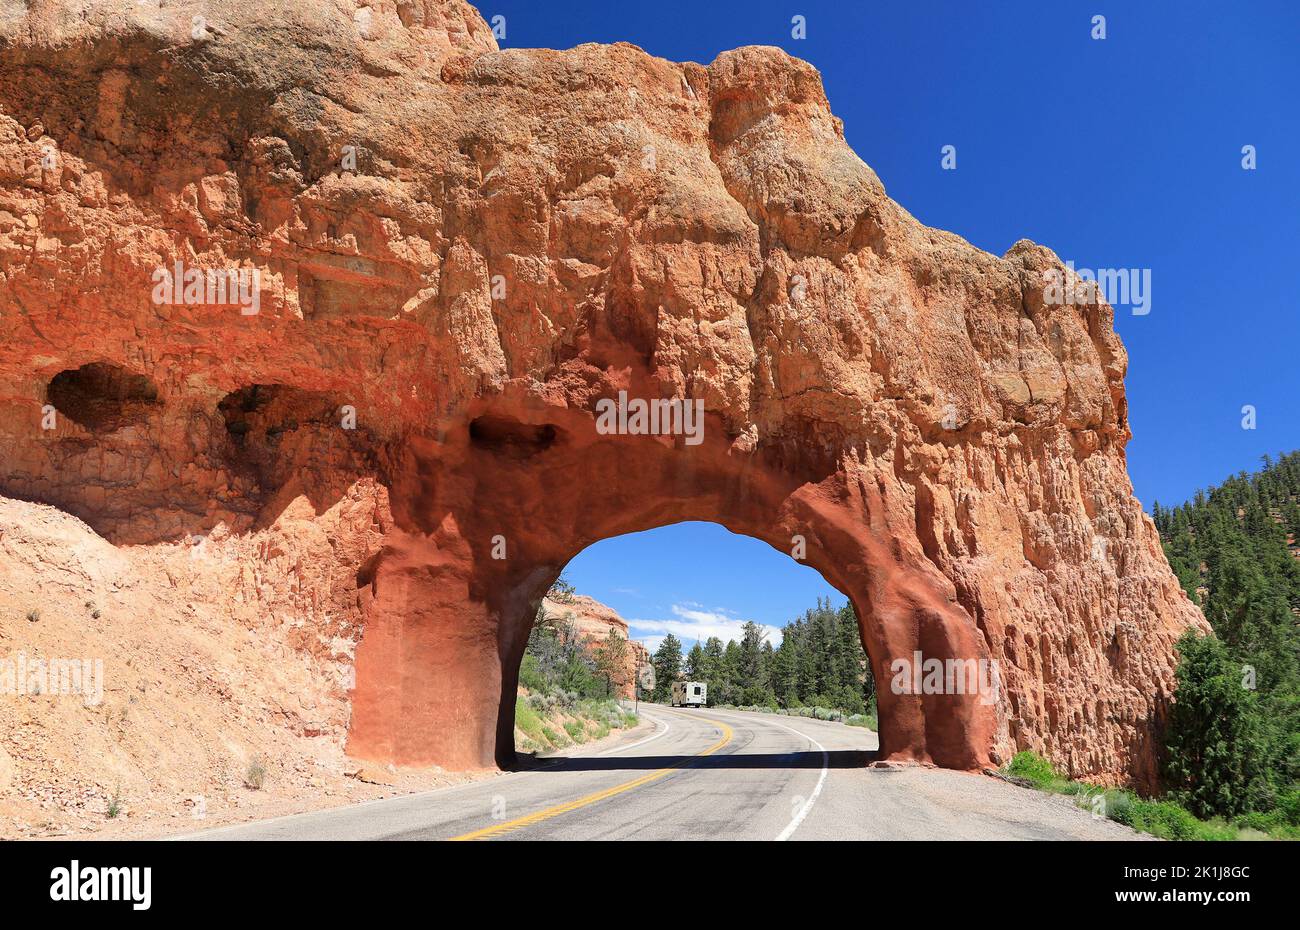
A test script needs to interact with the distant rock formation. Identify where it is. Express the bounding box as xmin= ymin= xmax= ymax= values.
xmin=0 ymin=0 xmax=1206 ymax=785
xmin=538 ymin=595 xmax=650 ymax=700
